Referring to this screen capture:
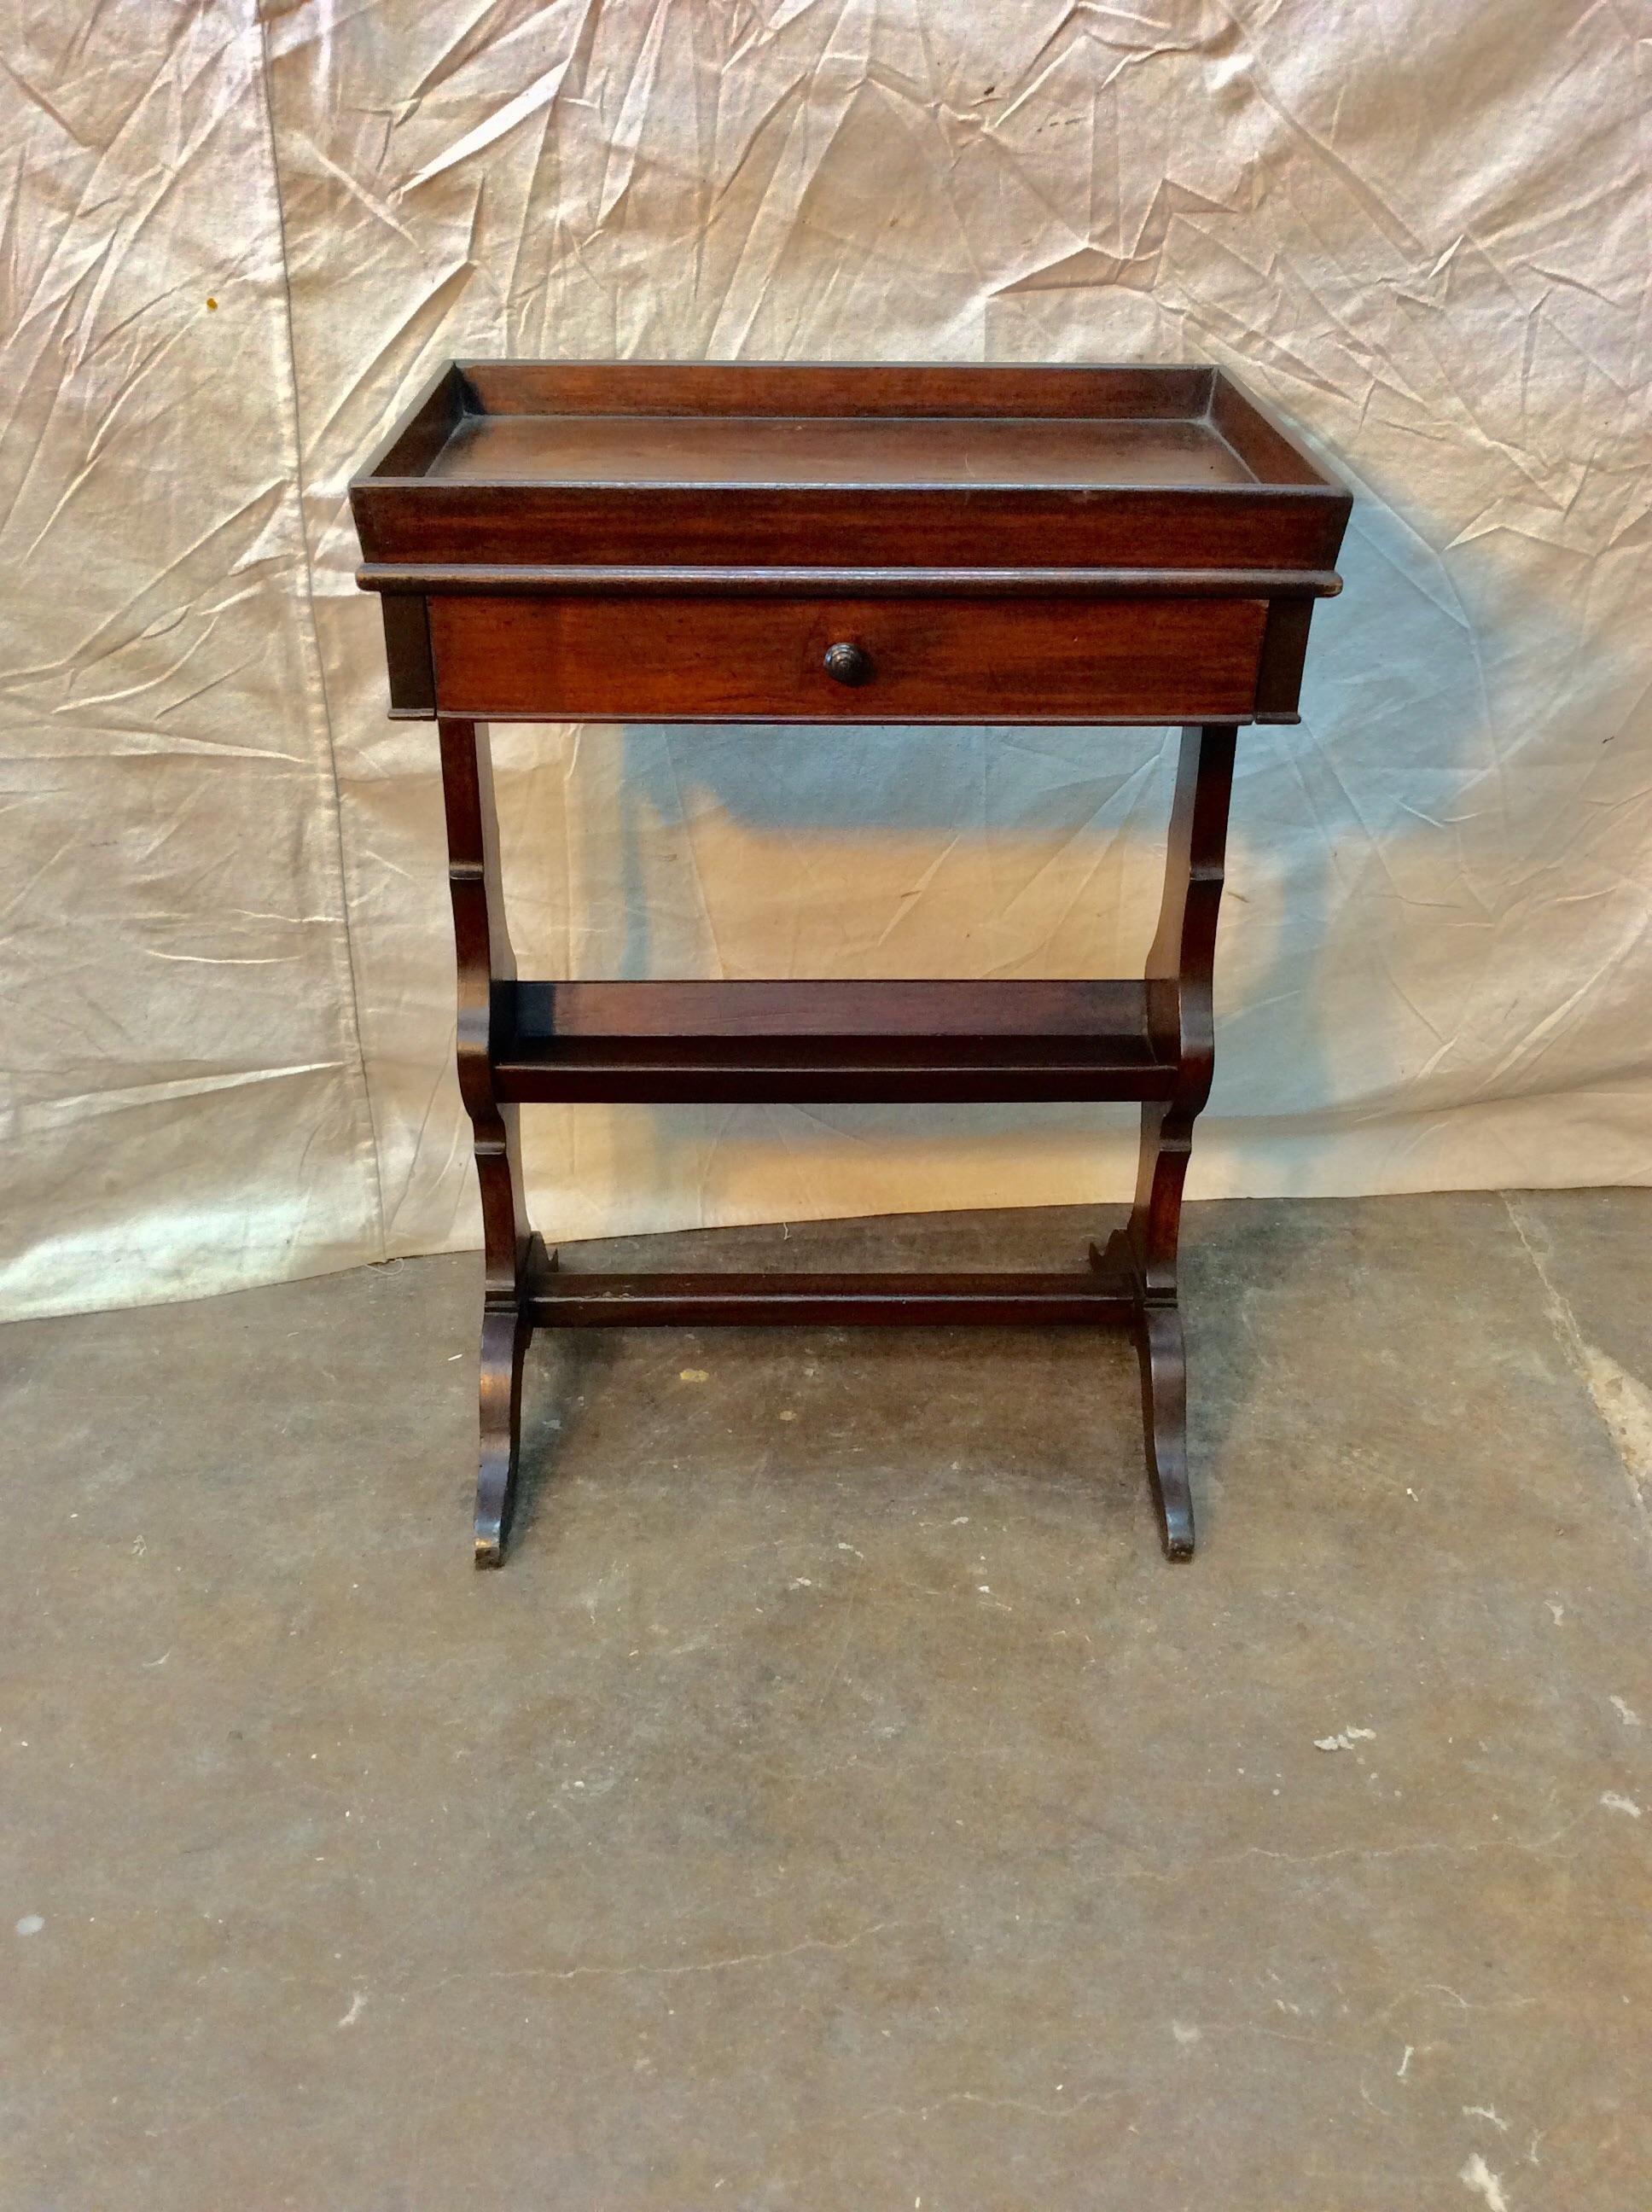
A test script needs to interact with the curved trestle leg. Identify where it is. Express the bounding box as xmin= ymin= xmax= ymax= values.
xmin=1111 ymin=723 xmax=1236 ymax=1561
xmin=1137 ymin=1299 xmax=1195 ymax=1561
xmin=474 ymin=1301 xmax=530 ymax=1569
xmin=440 ymin=716 xmax=538 ymax=1569
xmin=1096 ymin=1227 xmax=1195 ymax=1560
